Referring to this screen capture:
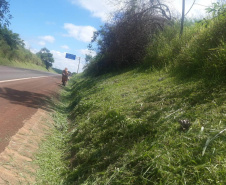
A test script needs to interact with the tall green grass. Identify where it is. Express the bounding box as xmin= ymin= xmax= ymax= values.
xmin=145 ymin=13 xmax=226 ymax=81
xmin=174 ymin=15 xmax=226 ymax=80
